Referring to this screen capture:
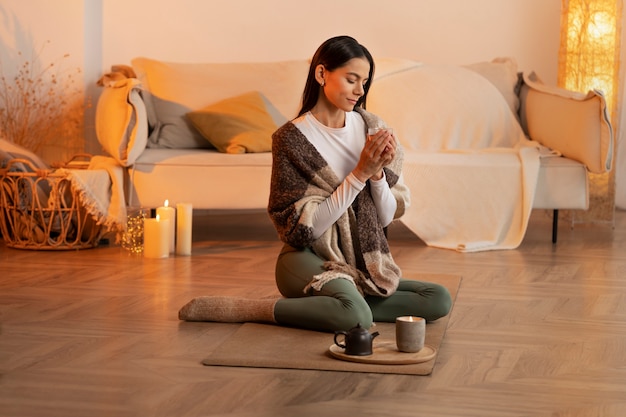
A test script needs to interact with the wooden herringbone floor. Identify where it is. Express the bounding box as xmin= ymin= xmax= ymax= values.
xmin=1 ymin=209 xmax=626 ymax=417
